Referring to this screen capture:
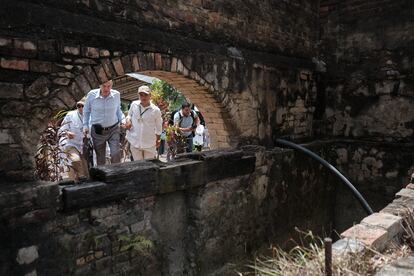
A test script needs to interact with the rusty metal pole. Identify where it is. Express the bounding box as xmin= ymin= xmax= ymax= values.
xmin=324 ymin=238 xmax=332 ymax=276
